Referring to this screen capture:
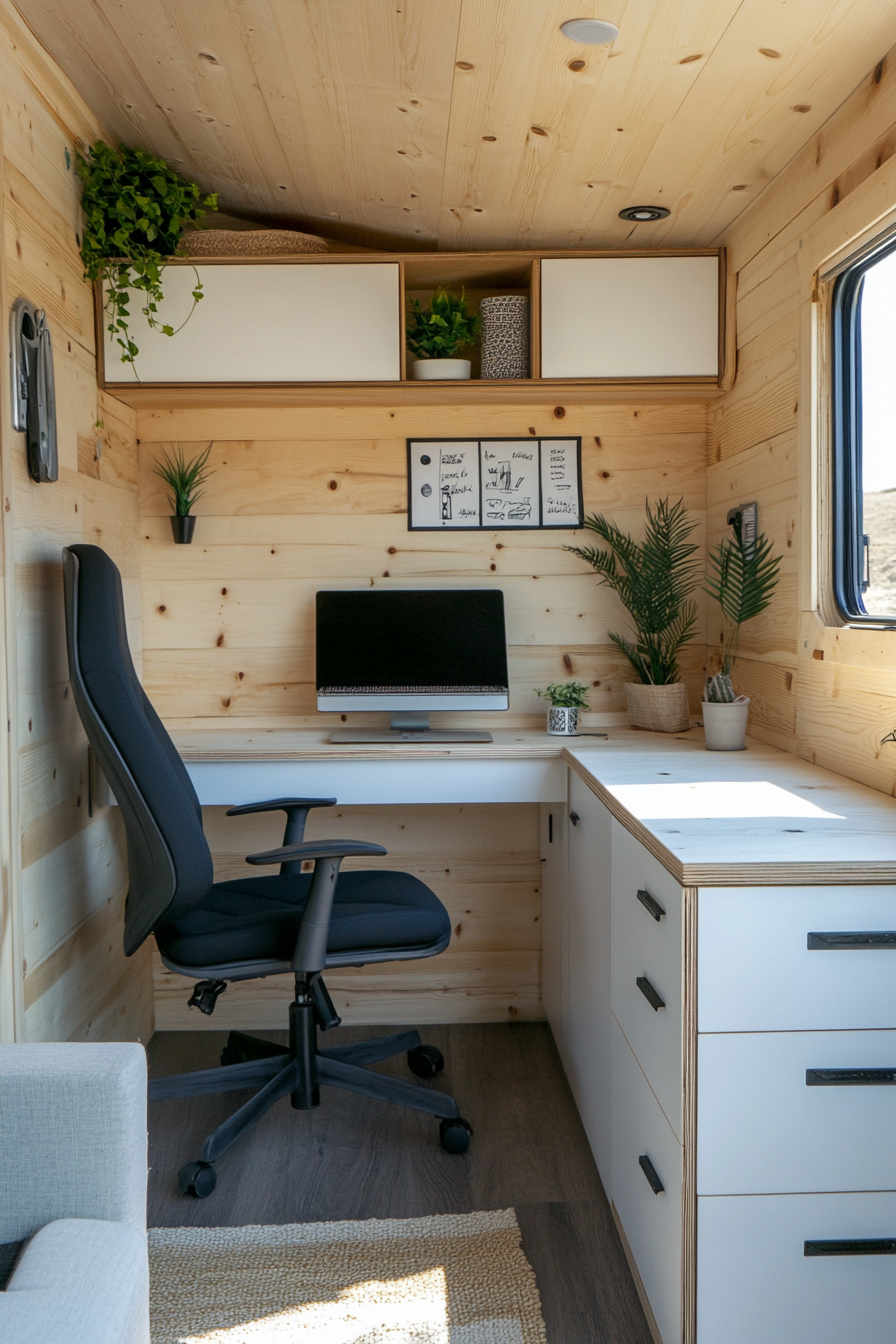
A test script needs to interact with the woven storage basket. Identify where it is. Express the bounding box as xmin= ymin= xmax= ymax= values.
xmin=624 ymin=681 xmax=690 ymax=733
xmin=180 ymin=229 xmax=328 ymax=257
